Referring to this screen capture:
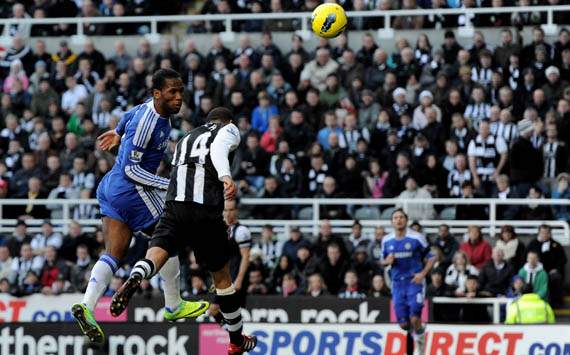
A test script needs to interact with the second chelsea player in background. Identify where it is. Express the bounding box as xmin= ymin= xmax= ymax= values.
xmin=382 ymin=209 xmax=435 ymax=355
xmin=71 ymin=69 xmax=208 ymax=343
